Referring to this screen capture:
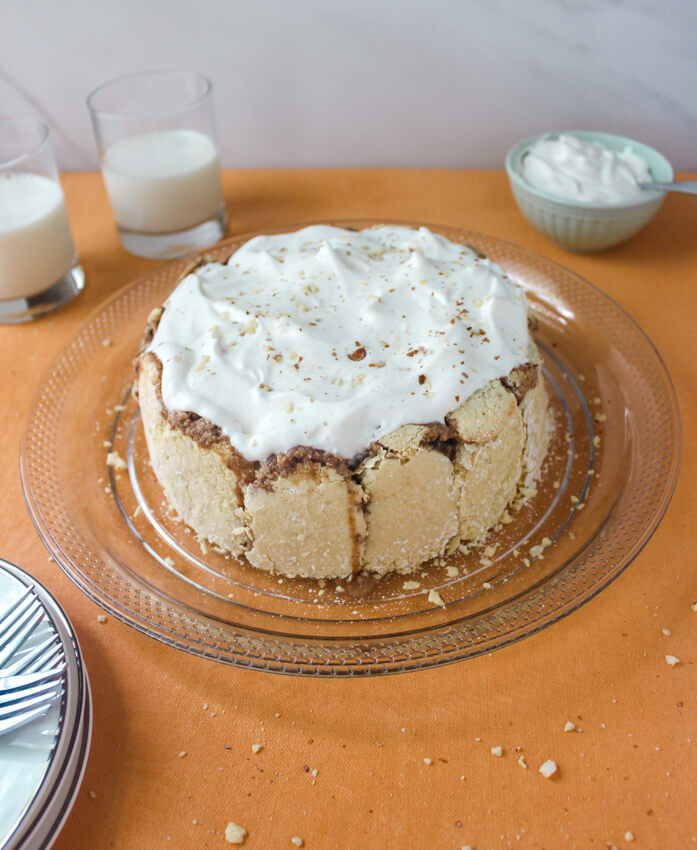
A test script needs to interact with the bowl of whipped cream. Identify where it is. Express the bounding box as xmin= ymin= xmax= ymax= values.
xmin=505 ymin=131 xmax=673 ymax=252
